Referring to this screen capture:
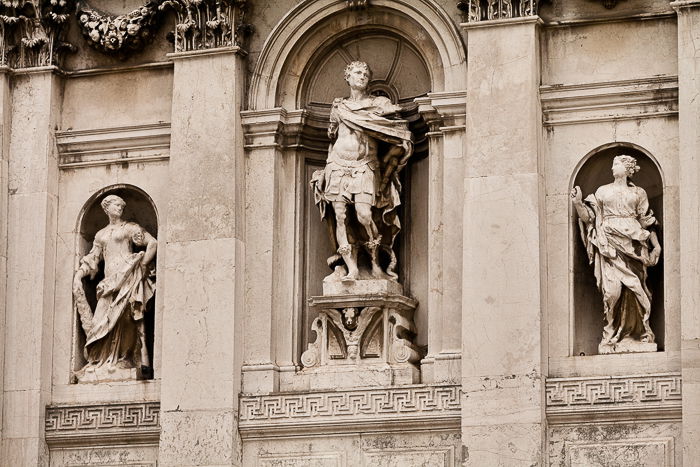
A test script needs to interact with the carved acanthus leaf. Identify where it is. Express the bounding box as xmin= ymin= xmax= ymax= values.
xmin=0 ymin=0 xmax=75 ymax=67
xmin=159 ymin=0 xmax=252 ymax=53
xmin=76 ymin=0 xmax=163 ymax=58
xmin=458 ymin=0 xmax=539 ymax=22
